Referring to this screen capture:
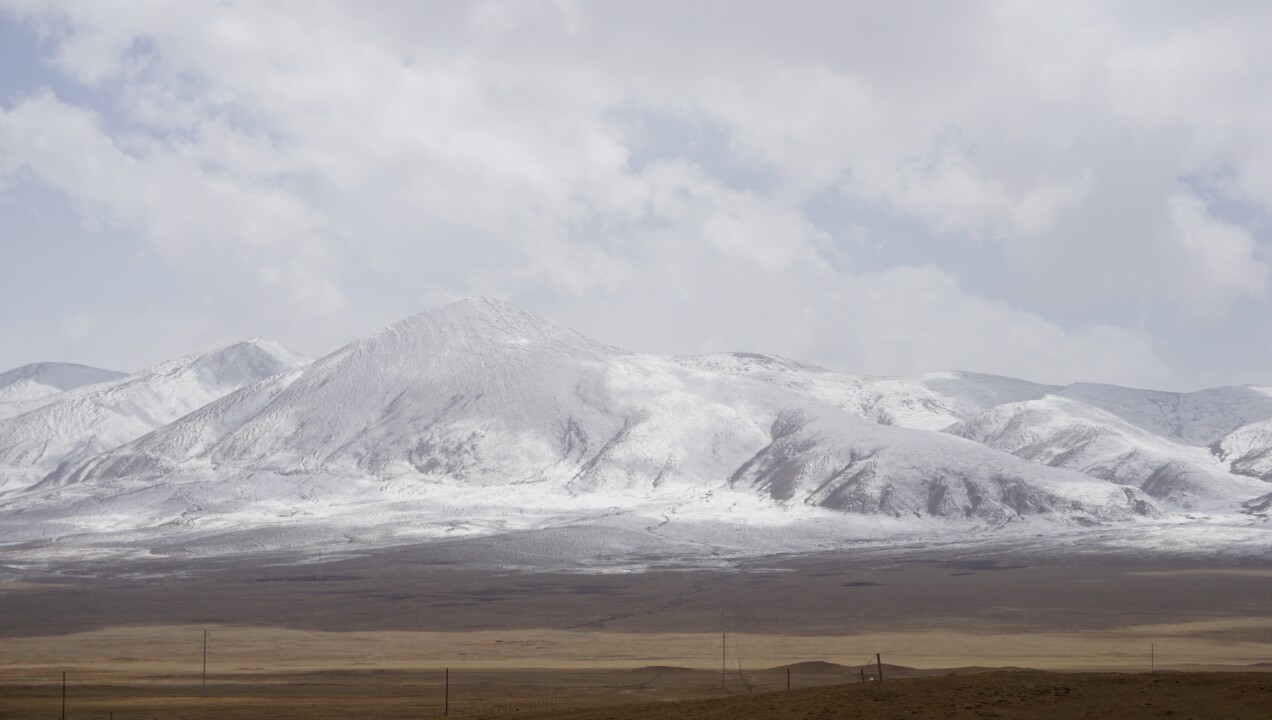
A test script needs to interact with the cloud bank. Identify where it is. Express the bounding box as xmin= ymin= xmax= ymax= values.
xmin=2 ymin=1 xmax=1270 ymax=388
